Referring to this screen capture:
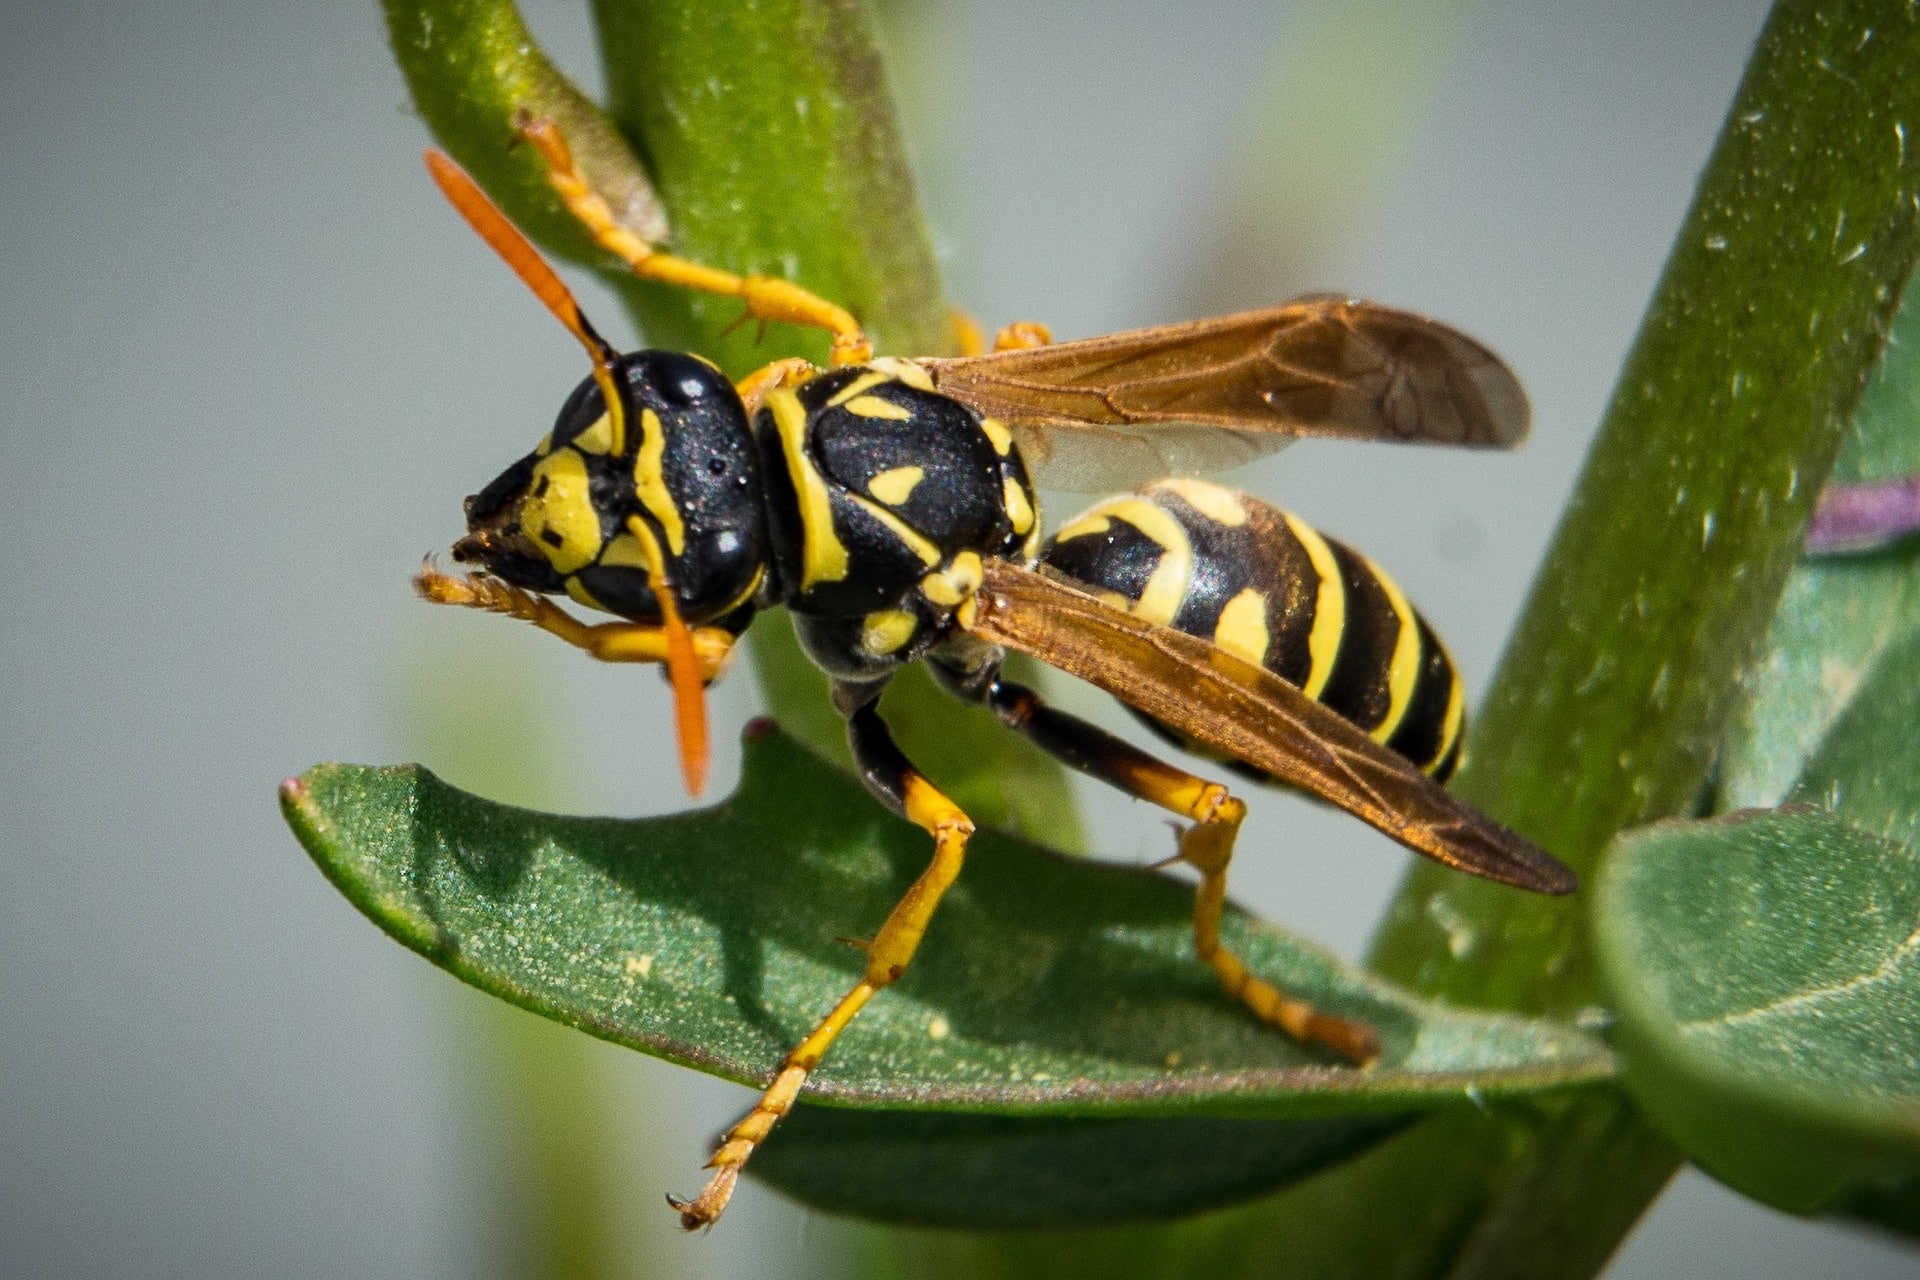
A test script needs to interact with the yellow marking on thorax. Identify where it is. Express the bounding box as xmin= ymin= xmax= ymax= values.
xmin=1107 ymin=498 xmax=1194 ymax=628
xmin=846 ymin=491 xmax=942 ymax=566
xmin=1282 ymin=512 xmax=1346 ymax=700
xmin=1003 ymin=476 xmax=1035 ymax=535
xmin=845 ymin=394 xmax=911 ymax=420
xmin=1434 ymin=664 xmax=1466 ymax=774
xmin=978 ymin=416 xmax=1013 ymax=455
xmin=521 ymin=448 xmax=603 ymax=576
xmin=1052 ymin=511 xmax=1111 ymax=542
xmin=1367 ymin=561 xmax=1423 ymax=744
xmin=1213 ymin=587 xmax=1271 ymax=667
xmin=868 ymin=465 xmax=925 ymax=505
xmin=1154 ymin=477 xmax=1248 ymax=527
xmin=921 ymin=551 xmax=984 ymax=608
xmin=867 ymin=357 xmax=934 ymax=391
xmin=826 ymin=371 xmax=893 ymax=407
xmin=860 ymin=609 xmax=919 ymax=657
xmin=1019 ymin=520 xmax=1043 ymax=563
xmin=570 ymin=411 xmax=615 ymax=455
xmin=766 ymin=387 xmax=849 ymax=589
xmin=633 ymin=407 xmax=686 ymax=555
